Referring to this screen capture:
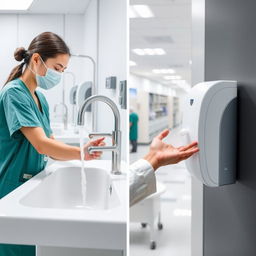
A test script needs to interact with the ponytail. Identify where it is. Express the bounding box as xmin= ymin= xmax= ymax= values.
xmin=5 ymin=63 xmax=26 ymax=85
xmin=4 ymin=47 xmax=28 ymax=85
